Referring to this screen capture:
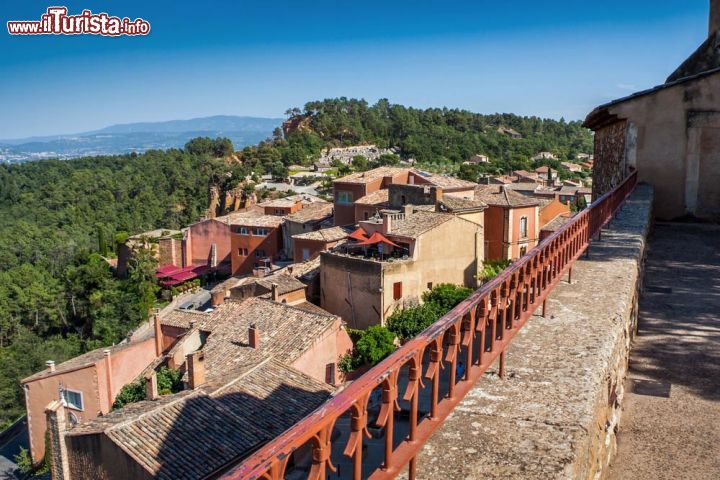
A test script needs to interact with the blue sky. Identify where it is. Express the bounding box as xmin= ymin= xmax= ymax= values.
xmin=0 ymin=1 xmax=710 ymax=138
